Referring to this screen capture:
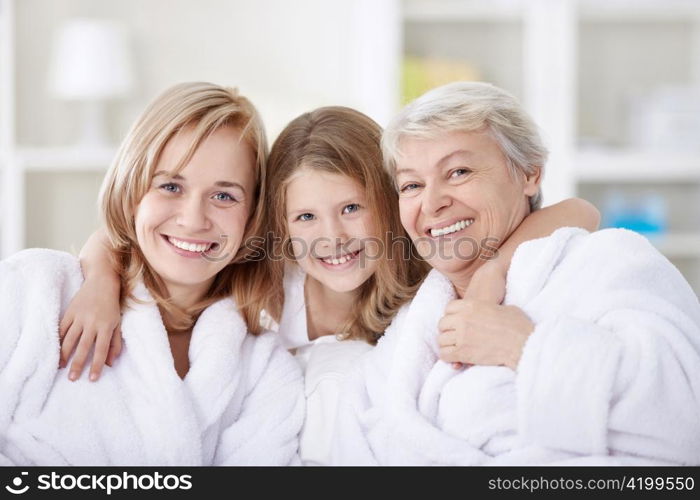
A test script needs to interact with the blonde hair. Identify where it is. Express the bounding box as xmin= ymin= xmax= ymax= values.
xmin=382 ymin=81 xmax=548 ymax=211
xmin=99 ymin=82 xmax=269 ymax=334
xmin=262 ymin=106 xmax=429 ymax=344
